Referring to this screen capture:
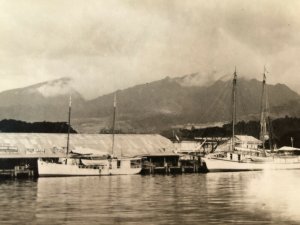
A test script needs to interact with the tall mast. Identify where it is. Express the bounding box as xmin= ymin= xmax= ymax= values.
xmin=66 ymin=96 xmax=72 ymax=164
xmin=111 ymin=93 xmax=117 ymax=157
xmin=260 ymin=67 xmax=267 ymax=150
xmin=260 ymin=67 xmax=273 ymax=152
xmin=266 ymin=81 xmax=273 ymax=152
xmin=232 ymin=67 xmax=237 ymax=151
